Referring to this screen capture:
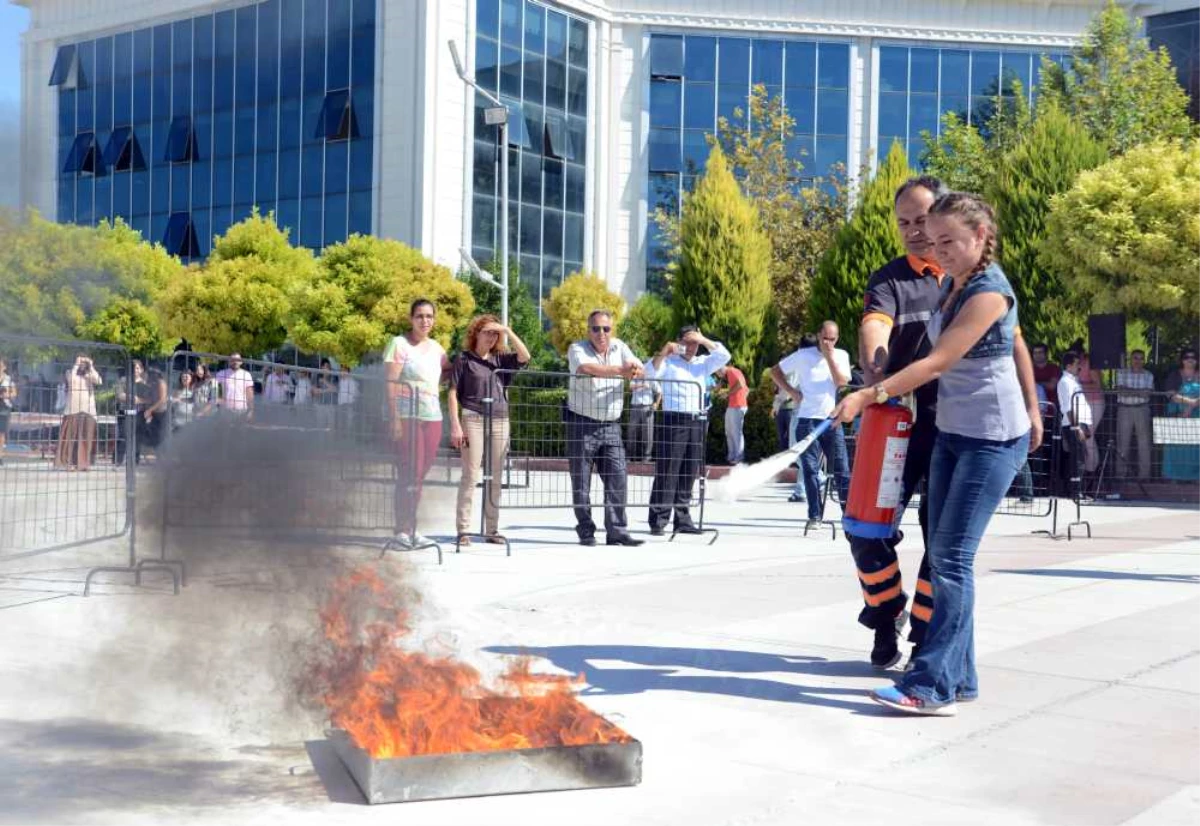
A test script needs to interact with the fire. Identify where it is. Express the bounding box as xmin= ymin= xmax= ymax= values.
xmin=304 ymin=565 xmax=632 ymax=759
